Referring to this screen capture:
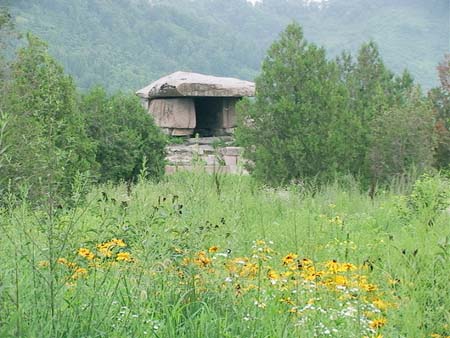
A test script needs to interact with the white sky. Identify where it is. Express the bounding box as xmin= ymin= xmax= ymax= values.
xmin=247 ymin=0 xmax=328 ymax=6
